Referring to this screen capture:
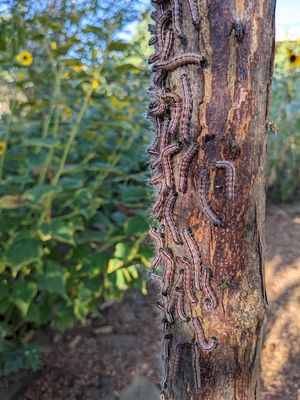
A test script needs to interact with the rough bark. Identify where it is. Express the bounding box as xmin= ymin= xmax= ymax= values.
xmin=147 ymin=1 xmax=276 ymax=399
